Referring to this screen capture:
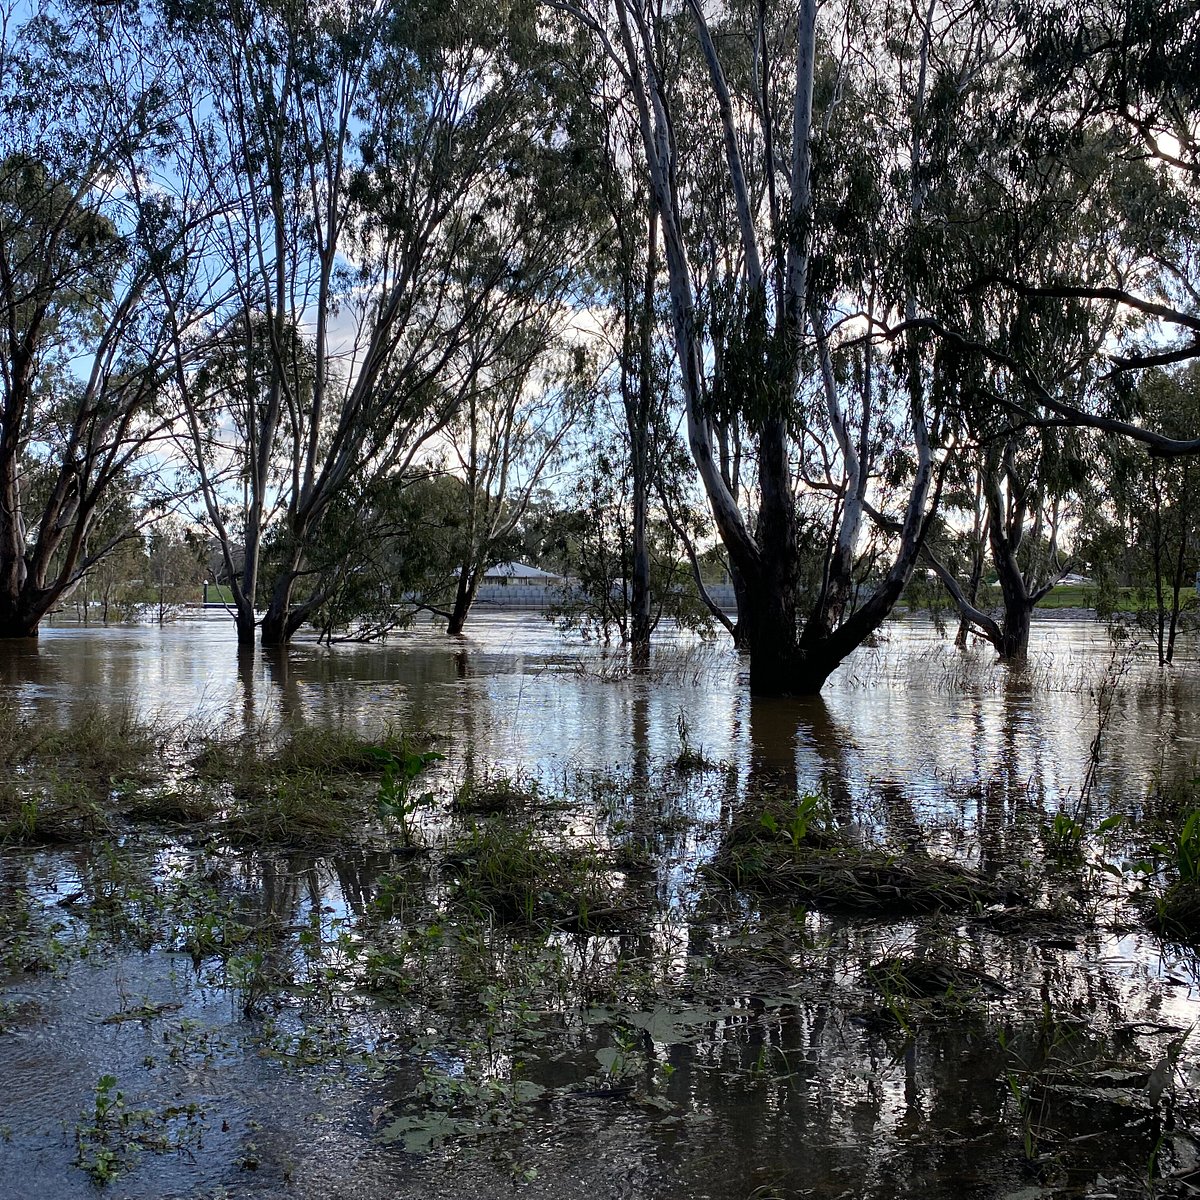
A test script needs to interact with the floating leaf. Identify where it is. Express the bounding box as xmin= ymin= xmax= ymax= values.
xmin=378 ymin=1112 xmax=475 ymax=1153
